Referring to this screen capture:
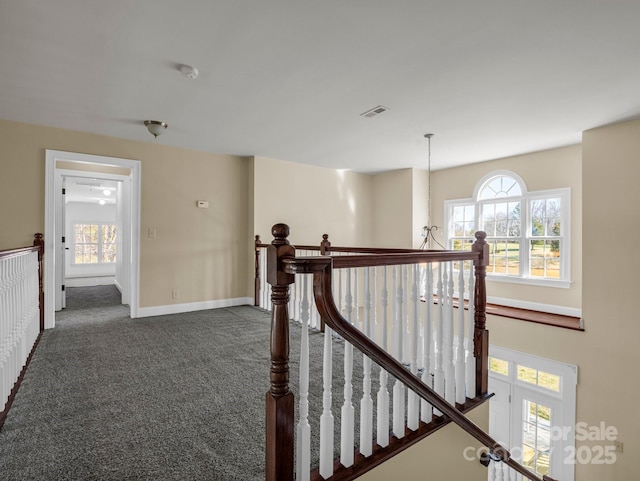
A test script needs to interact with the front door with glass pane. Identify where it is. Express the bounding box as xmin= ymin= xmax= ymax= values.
xmin=511 ymin=386 xmax=563 ymax=478
xmin=488 ymin=346 xmax=577 ymax=481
